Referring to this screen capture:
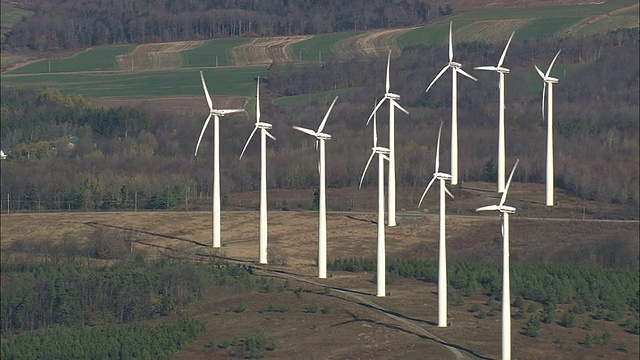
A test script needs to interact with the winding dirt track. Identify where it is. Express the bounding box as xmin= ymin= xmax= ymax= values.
xmin=333 ymin=27 xmax=418 ymax=58
xmin=230 ymin=36 xmax=312 ymax=66
xmin=115 ymin=41 xmax=205 ymax=70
